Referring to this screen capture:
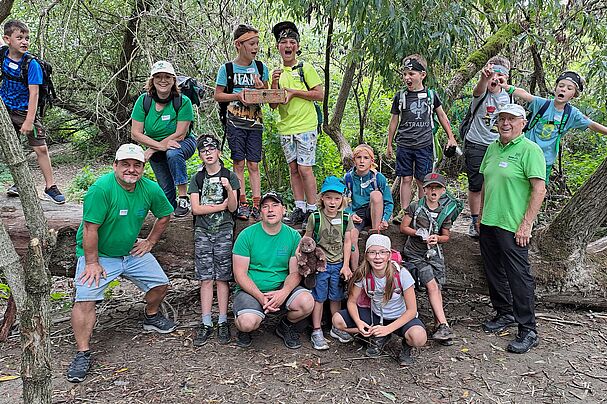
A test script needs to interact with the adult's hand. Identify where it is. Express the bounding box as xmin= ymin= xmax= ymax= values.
xmin=130 ymin=238 xmax=155 ymax=257
xmin=162 ymin=138 xmax=181 ymax=150
xmin=78 ymin=262 xmax=107 ymax=287
xmin=515 ymin=219 xmax=533 ymax=247
xmin=263 ymin=289 xmax=289 ymax=313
